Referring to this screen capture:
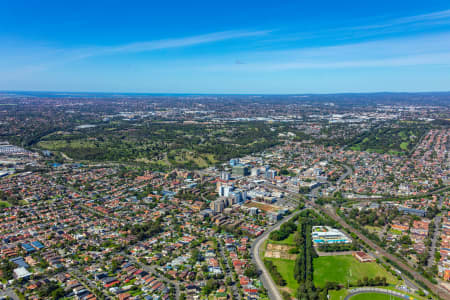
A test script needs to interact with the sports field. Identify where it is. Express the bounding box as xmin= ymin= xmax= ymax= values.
xmin=350 ymin=292 xmax=404 ymax=300
xmin=313 ymin=255 xmax=397 ymax=288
